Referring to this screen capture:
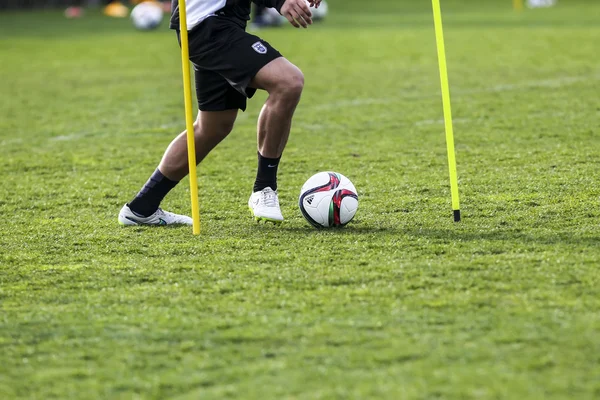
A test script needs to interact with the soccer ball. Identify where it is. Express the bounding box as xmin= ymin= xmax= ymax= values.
xmin=130 ymin=2 xmax=163 ymax=31
xmin=308 ymin=0 xmax=329 ymax=21
xmin=527 ymin=0 xmax=557 ymax=7
xmin=263 ymin=7 xmax=287 ymax=26
xmin=299 ymin=172 xmax=358 ymax=228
